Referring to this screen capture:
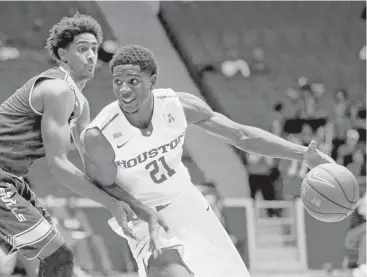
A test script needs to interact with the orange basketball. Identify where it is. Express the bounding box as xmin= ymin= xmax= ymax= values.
xmin=301 ymin=163 xmax=360 ymax=223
